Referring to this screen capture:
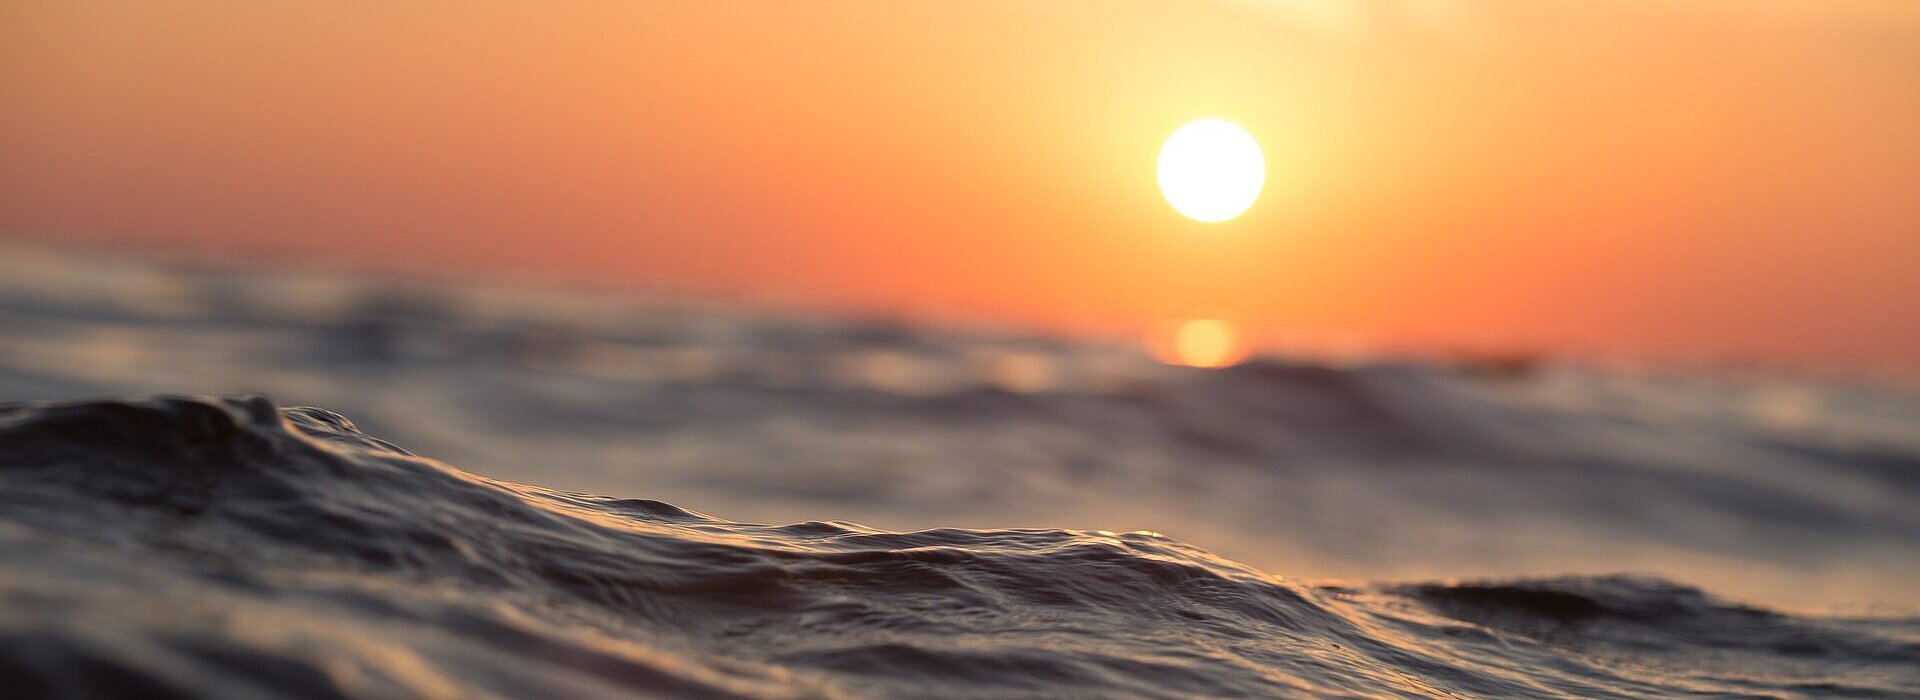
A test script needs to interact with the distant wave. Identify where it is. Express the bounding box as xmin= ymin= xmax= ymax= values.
xmin=1 ymin=395 xmax=1913 ymax=698
xmin=6 ymin=248 xmax=1920 ymax=616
